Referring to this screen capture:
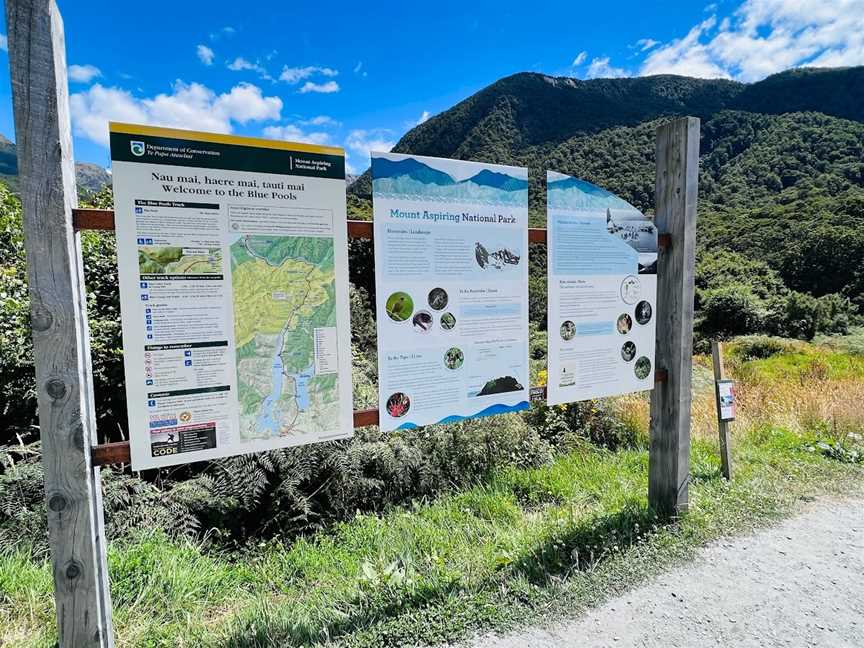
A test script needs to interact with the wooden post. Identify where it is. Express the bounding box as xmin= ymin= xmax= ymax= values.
xmin=711 ymin=341 xmax=733 ymax=480
xmin=648 ymin=117 xmax=700 ymax=517
xmin=6 ymin=1 xmax=114 ymax=646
